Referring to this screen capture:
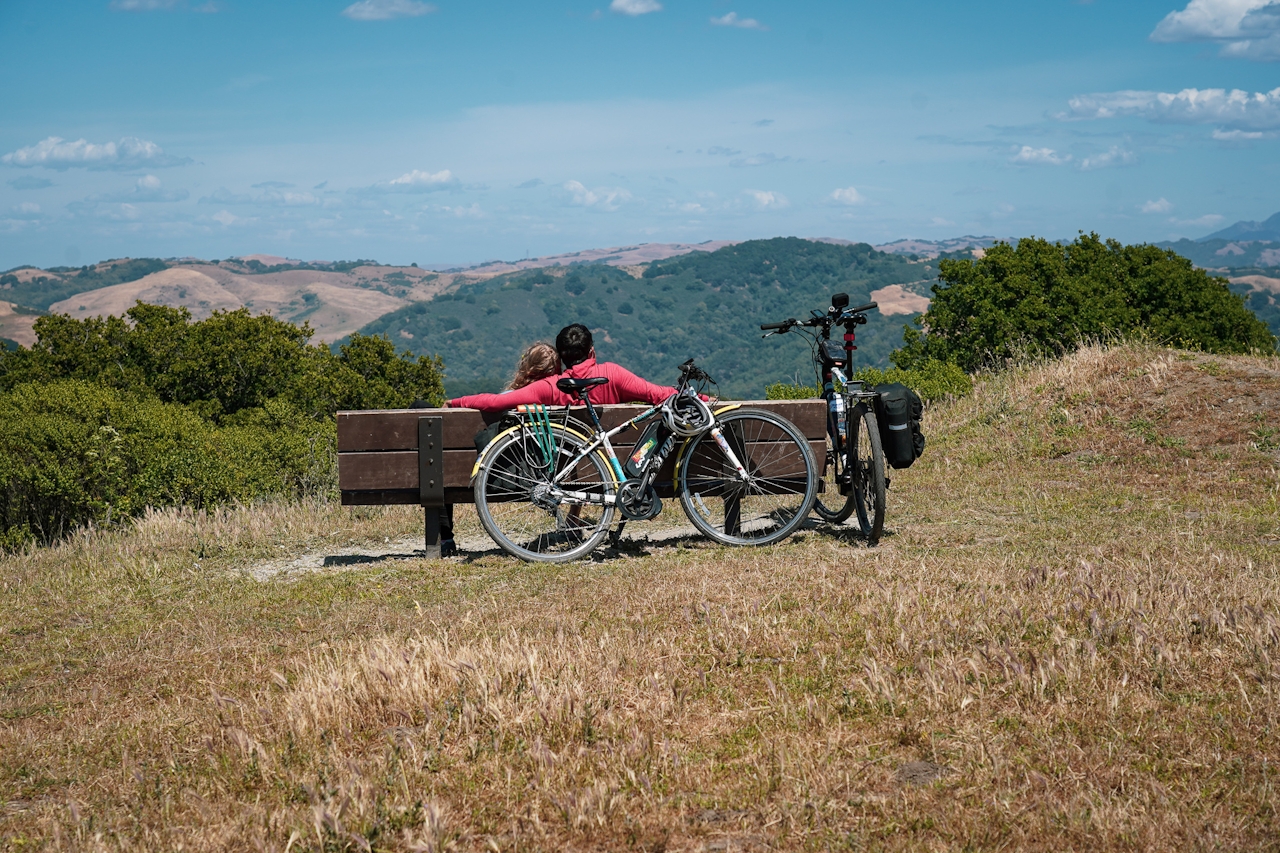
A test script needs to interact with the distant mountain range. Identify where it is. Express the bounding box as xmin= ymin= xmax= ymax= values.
xmin=2 ymin=231 xmax=1274 ymax=370
xmin=1202 ymin=211 xmax=1280 ymax=243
